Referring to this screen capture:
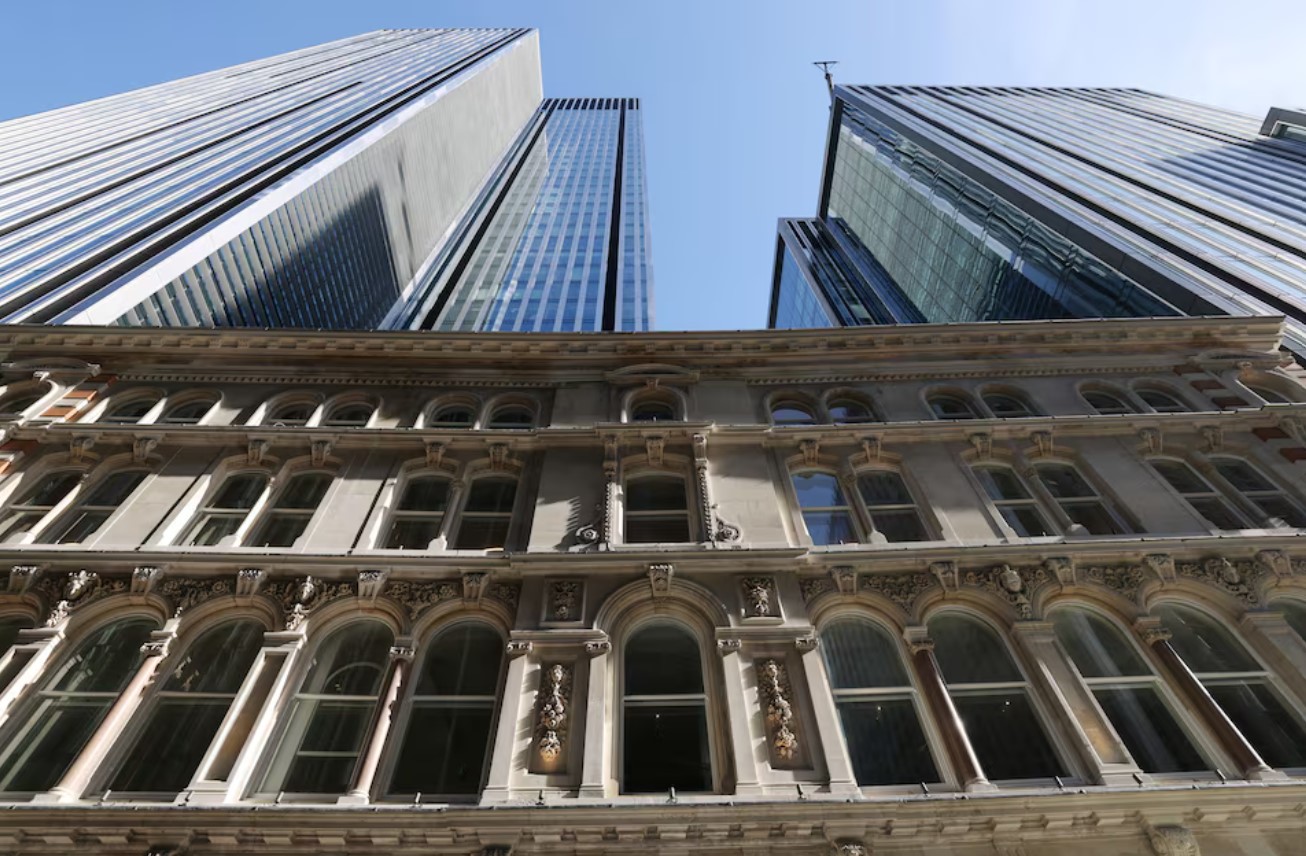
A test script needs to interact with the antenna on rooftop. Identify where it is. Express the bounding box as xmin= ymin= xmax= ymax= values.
xmin=813 ymin=61 xmax=839 ymax=96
